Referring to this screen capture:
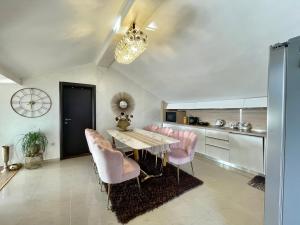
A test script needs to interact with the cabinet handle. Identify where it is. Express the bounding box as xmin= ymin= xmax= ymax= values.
xmin=206 ymin=136 xmax=229 ymax=141
xmin=206 ymin=143 xmax=230 ymax=150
